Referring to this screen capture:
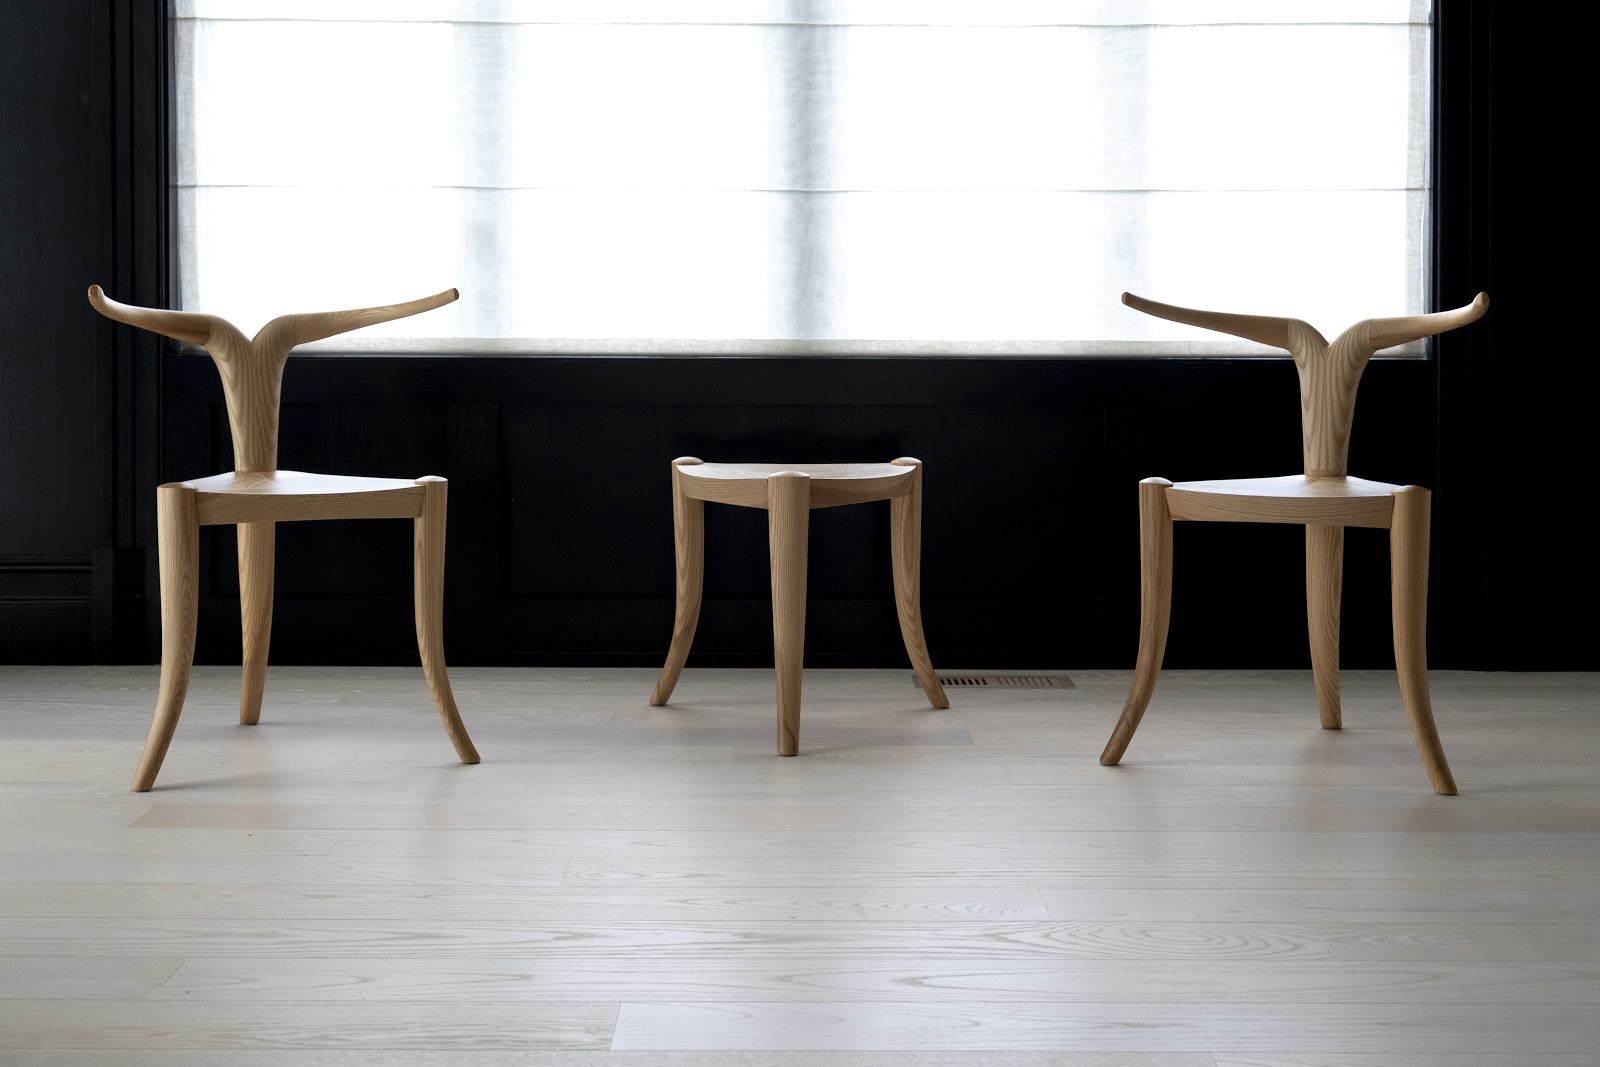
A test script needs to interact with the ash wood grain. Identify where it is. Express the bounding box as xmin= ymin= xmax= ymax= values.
xmin=189 ymin=472 xmax=425 ymax=526
xmin=4 ymin=666 xmax=1599 ymax=1058
xmin=132 ymin=484 xmax=199 ymax=792
xmin=889 ymin=458 xmax=949 ymax=709
xmin=1315 ymin=923 xmax=1600 ymax=962
xmin=1040 ymin=886 xmax=1600 ymax=924
xmin=1391 ymin=485 xmax=1454 ymax=793
xmin=649 ymin=457 xmax=706 ymax=707
xmin=152 ymin=957 xmax=1600 ymax=1004
xmin=236 ymin=520 xmax=273 ymax=726
xmin=610 ymin=1000 xmax=1599 ymax=1053
xmin=681 ymin=461 xmax=916 ymax=510
xmin=86 ymin=286 xmax=458 ymax=474
xmin=0 ymin=854 xmax=570 ymax=888
xmin=652 ymin=458 xmax=948 ymax=755
xmin=1164 ymin=476 xmax=1399 ymax=527
xmin=415 ymin=476 xmax=479 ymax=765
xmin=768 ymin=471 xmax=811 ymax=756
xmin=0 ymin=883 xmax=1051 ymax=922
xmin=0 ymin=918 xmax=1335 ymax=960
xmin=1099 ymin=477 xmax=1173 ymax=766
xmin=0 ymin=1000 xmax=617 ymax=1050
xmin=123 ymin=799 xmax=1600 ymax=833
xmin=85 ymin=286 xmax=477 ymax=790
xmin=1305 ymin=524 xmax=1344 ymax=729
xmin=1104 ymin=291 xmax=1489 ymax=793
xmin=0 ymin=957 xmax=185 ymax=999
